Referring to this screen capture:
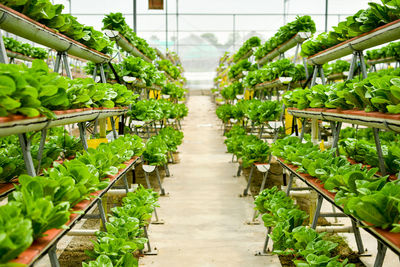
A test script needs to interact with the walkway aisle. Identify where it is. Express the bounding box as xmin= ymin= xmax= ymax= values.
xmin=141 ymin=96 xmax=281 ymax=267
